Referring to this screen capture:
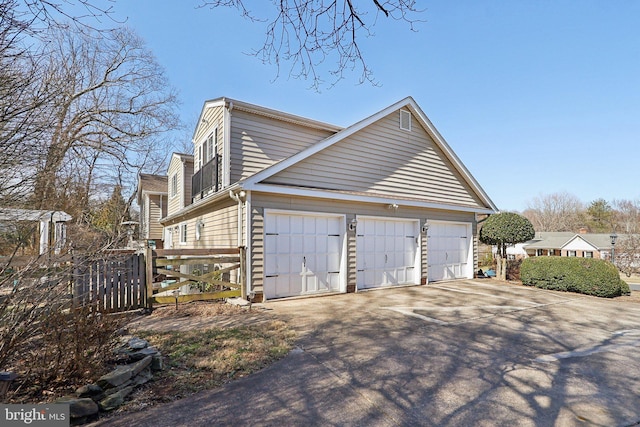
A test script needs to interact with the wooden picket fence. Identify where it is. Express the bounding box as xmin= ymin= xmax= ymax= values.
xmin=146 ymin=247 xmax=245 ymax=310
xmin=4 ymin=248 xmax=247 ymax=313
xmin=73 ymin=251 xmax=146 ymax=313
